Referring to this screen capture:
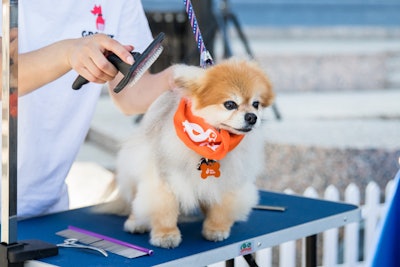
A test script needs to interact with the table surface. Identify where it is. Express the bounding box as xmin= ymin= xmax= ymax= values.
xmin=18 ymin=191 xmax=360 ymax=267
